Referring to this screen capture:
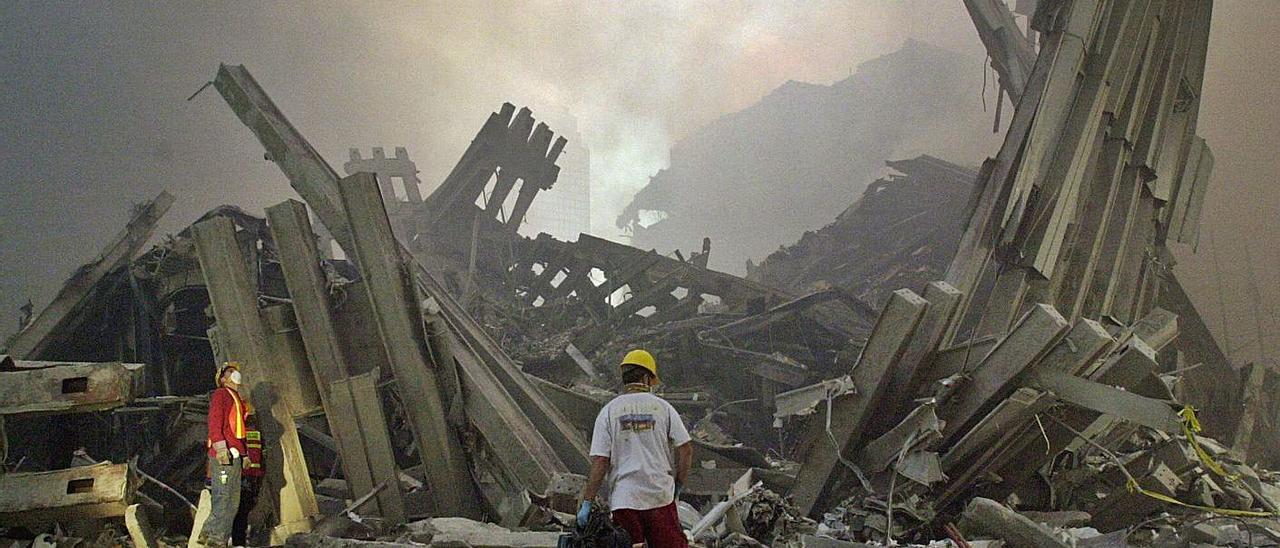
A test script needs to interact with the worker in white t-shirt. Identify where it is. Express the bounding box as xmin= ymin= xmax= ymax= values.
xmin=579 ymin=349 xmax=693 ymax=547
